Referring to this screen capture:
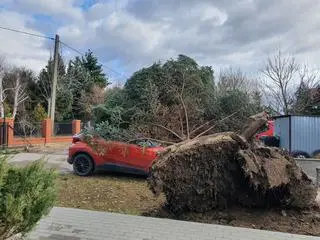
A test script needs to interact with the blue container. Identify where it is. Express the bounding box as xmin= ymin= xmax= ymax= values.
xmin=274 ymin=115 xmax=320 ymax=158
